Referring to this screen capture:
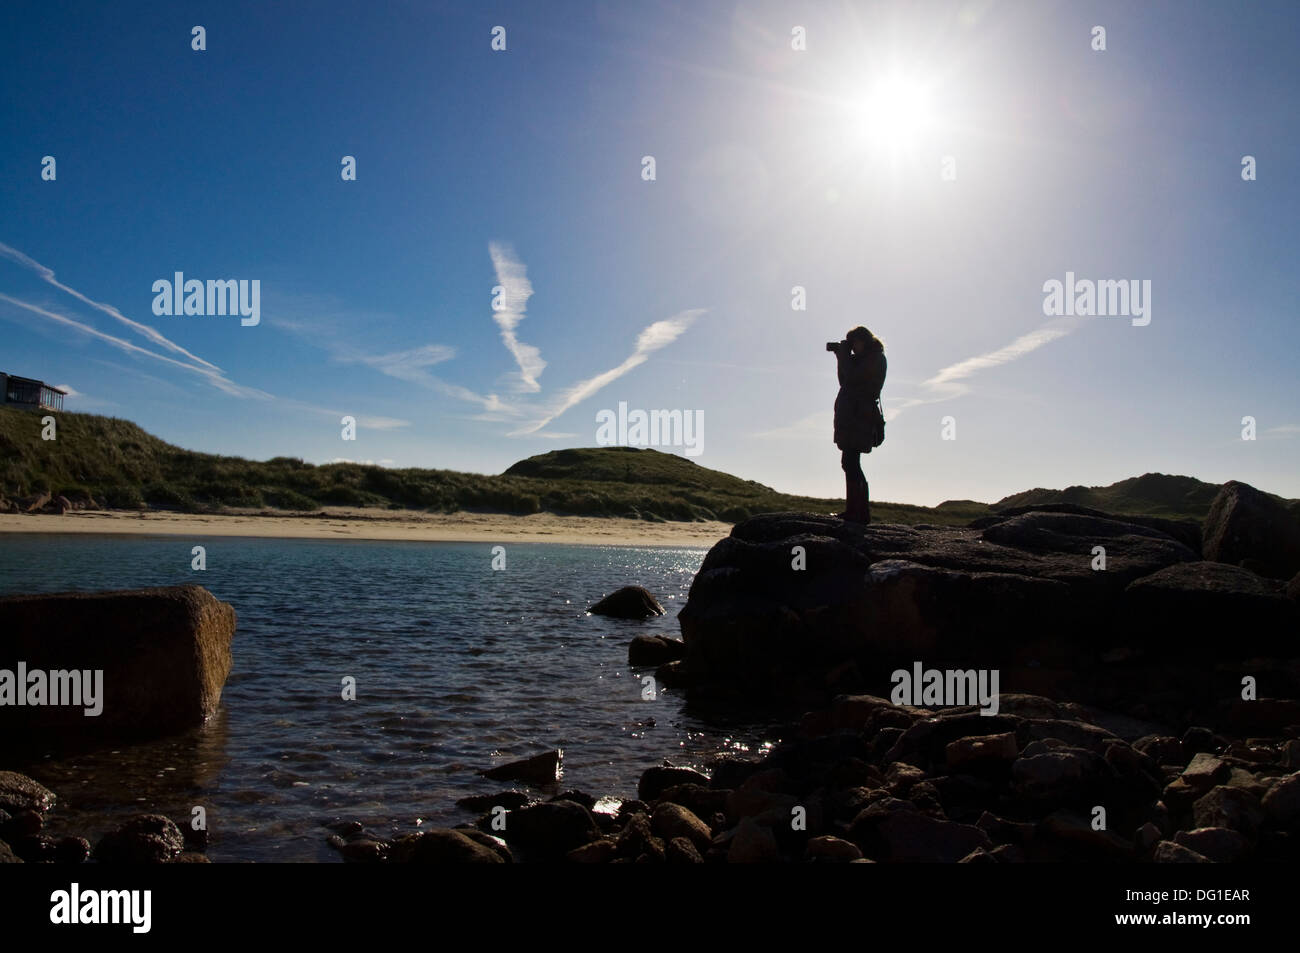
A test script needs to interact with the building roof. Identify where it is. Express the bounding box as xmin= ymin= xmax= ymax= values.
xmin=2 ymin=372 xmax=67 ymax=394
